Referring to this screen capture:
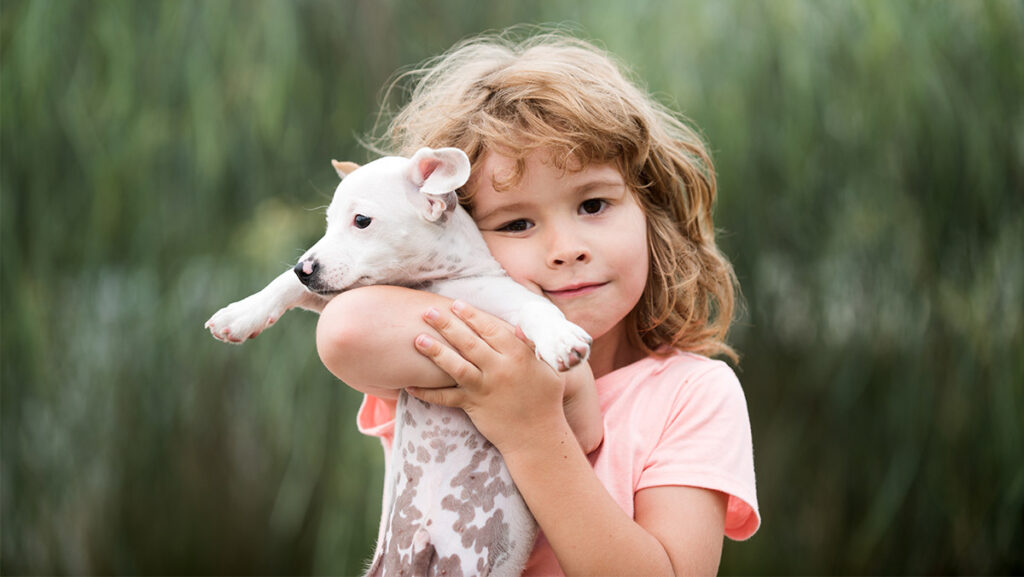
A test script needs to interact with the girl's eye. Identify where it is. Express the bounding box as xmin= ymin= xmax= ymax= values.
xmin=497 ymin=219 xmax=533 ymax=233
xmin=353 ymin=214 xmax=372 ymax=229
xmin=580 ymin=198 xmax=607 ymax=215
